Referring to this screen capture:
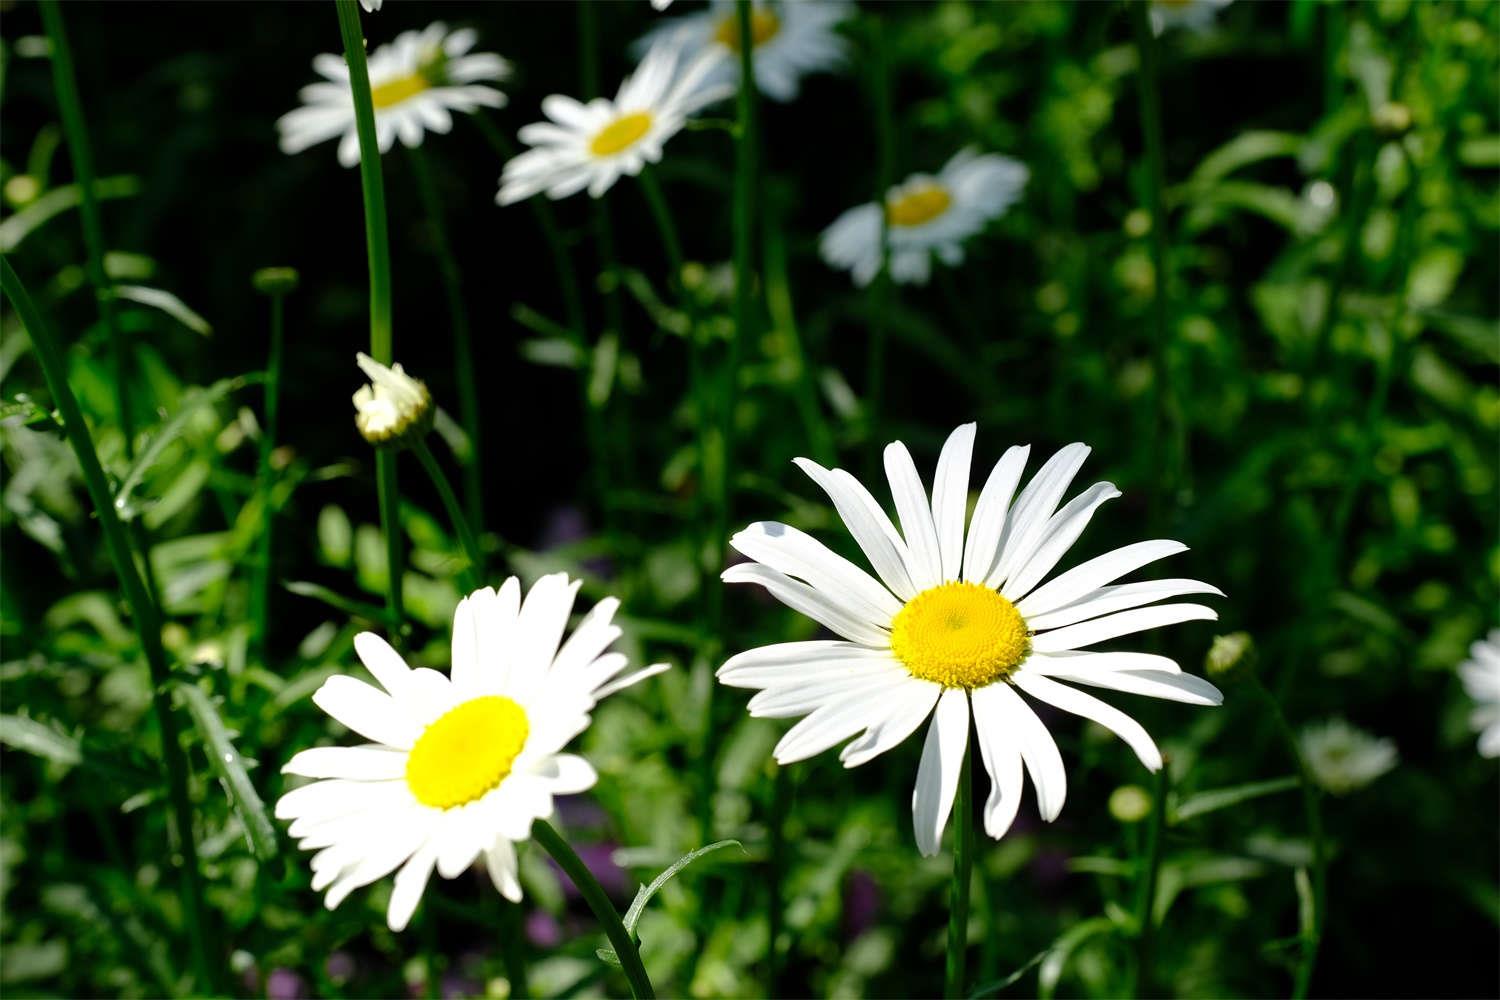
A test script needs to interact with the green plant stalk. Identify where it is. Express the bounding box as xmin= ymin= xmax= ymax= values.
xmin=766 ymin=764 xmax=793 ymax=995
xmin=866 ymin=15 xmax=893 ymax=472
xmin=1307 ymin=132 xmax=1375 ymax=386
xmin=336 ymin=0 xmax=405 ymax=626
xmin=532 ymin=820 xmax=656 ymax=999
xmin=1246 ymin=669 xmax=1326 ymax=998
xmin=1127 ymin=762 xmax=1170 ymax=997
xmin=945 ymin=743 xmax=973 ymax=999
xmin=1 ymin=258 xmax=211 ymax=990
xmin=764 ymin=214 xmax=834 ymax=462
xmin=251 ymin=290 xmax=286 ymax=661
xmin=410 ymin=436 xmax=483 ymax=593
xmin=1129 ymin=0 xmax=1187 ymax=504
xmin=498 ymin=901 xmax=531 ymax=999
xmin=406 ymin=145 xmax=484 ymax=536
